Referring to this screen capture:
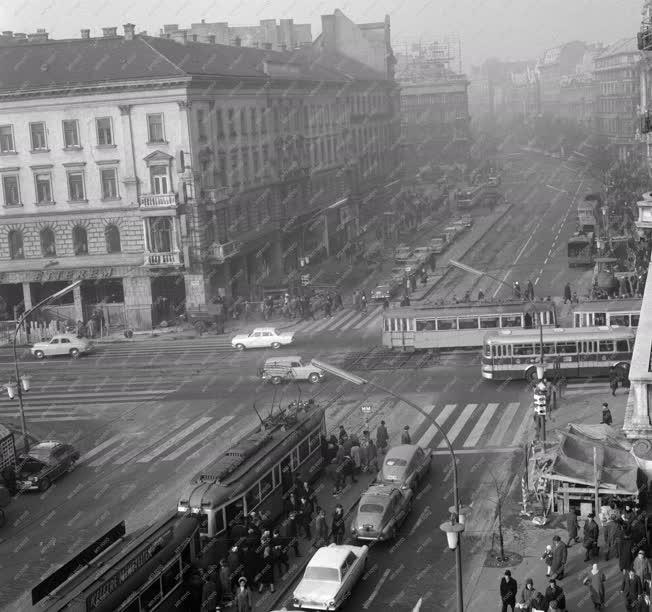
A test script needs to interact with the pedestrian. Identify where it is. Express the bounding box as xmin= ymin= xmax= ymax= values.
xmin=298 ymin=495 xmax=314 ymax=539
xmin=541 ymin=545 xmax=553 ymax=577
xmin=609 ymin=372 xmax=619 ymax=396
xmin=517 ymin=577 xmax=536 ymax=611
xmin=530 ymin=591 xmax=546 ymax=612
xmin=584 ymin=513 xmax=600 ymax=561
xmin=633 ymin=549 xmax=652 ymax=585
xmin=324 ymin=298 xmax=332 ymax=318
xmin=340 ymin=453 xmax=357 ymax=487
xmin=219 ymin=558 xmax=232 ymax=603
xmin=200 ymin=567 xmax=219 ymax=612
xmin=565 ymin=509 xmax=580 ymax=547
xmin=623 ymin=503 xmax=636 ymax=524
xmin=513 ymin=281 xmax=521 ymax=299
xmin=478 ymin=290 xmax=485 ymax=301
xmin=582 ymin=563 xmax=605 ymax=610
xmin=284 ymin=491 xmax=299 ymax=517
xmin=603 ymin=513 xmax=619 ymax=561
xmin=564 ymin=283 xmax=572 ymax=304
xmin=314 ymin=507 xmax=329 ymax=547
xmin=257 ymin=533 xmax=275 ymax=593
xmin=550 ymin=535 xmax=567 ymax=580
xmin=500 ymin=570 xmax=518 ymax=612
xmin=544 ymin=579 xmax=566 ymax=611
xmin=376 ymin=420 xmax=389 ymax=454
xmin=338 ymin=425 xmax=348 ymax=445
xmin=619 ymin=522 xmax=634 ymax=572
xmin=622 ymin=568 xmax=643 ymax=610
xmin=527 ymin=279 xmax=534 ymax=301
xmin=271 ymin=528 xmax=289 ymax=576
xmin=572 ymin=291 xmax=578 ymax=304
xmin=299 ymin=480 xmax=315 ymax=505
xmin=331 ymin=504 xmax=346 ymax=545
xmin=359 ymin=430 xmax=371 ymax=472
xmin=401 ymin=425 xmax=411 ymax=444
xmin=601 ymin=402 xmax=613 ymax=426
xmin=234 ymin=577 xmax=253 ymax=612
xmin=367 ymin=437 xmax=378 ymax=472
xmin=382 ymin=297 xmax=389 ymax=310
